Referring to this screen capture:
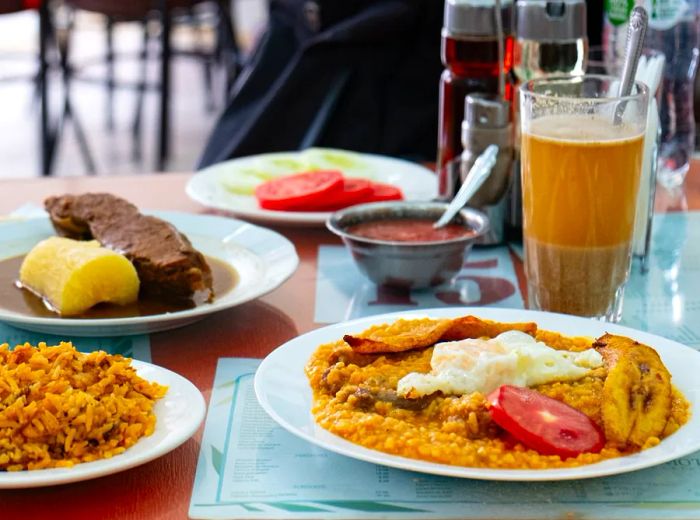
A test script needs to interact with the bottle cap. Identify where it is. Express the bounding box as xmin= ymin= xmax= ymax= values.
xmin=464 ymin=93 xmax=510 ymax=129
xmin=444 ymin=0 xmax=513 ymax=38
xmin=515 ymin=0 xmax=586 ymax=42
